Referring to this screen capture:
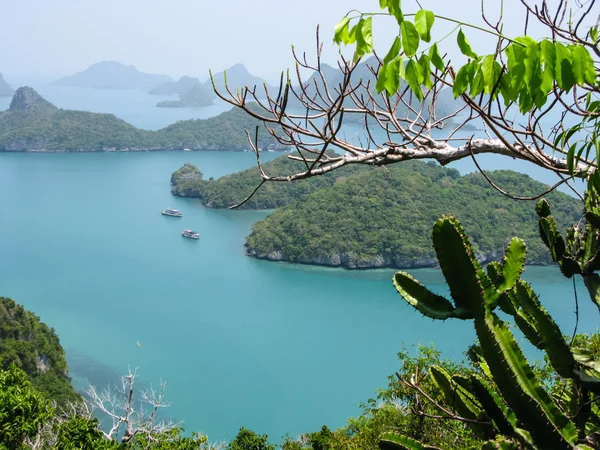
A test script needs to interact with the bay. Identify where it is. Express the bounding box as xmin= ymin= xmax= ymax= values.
xmin=0 ymin=151 xmax=597 ymax=444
